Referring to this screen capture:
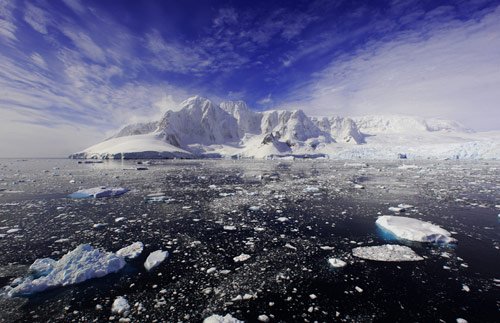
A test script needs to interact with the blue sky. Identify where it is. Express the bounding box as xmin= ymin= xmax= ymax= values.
xmin=1 ymin=0 xmax=500 ymax=156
